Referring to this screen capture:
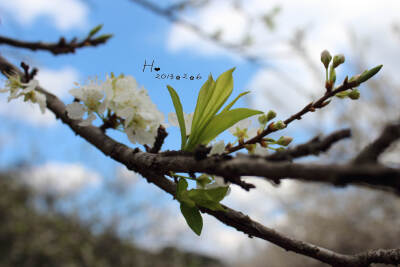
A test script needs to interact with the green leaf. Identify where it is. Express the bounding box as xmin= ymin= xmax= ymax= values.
xmin=177 ymin=178 xmax=188 ymax=198
xmin=357 ymin=65 xmax=383 ymax=84
xmin=186 ymin=68 xmax=235 ymax=151
xmin=176 ymin=178 xmax=195 ymax=207
xmin=187 ymin=188 xmax=226 ymax=211
xmin=190 ymin=75 xmax=215 ymax=135
xmin=197 ymin=108 xmax=263 ymax=145
xmin=180 ymin=203 xmax=203 ymax=235
xmin=221 ymin=91 xmax=250 ymax=113
xmin=88 ymin=24 xmax=103 ymax=37
xmin=204 ymin=186 xmax=229 ymax=202
xmin=95 ymin=34 xmax=113 ymax=42
xmin=167 ymin=85 xmax=187 ymax=149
